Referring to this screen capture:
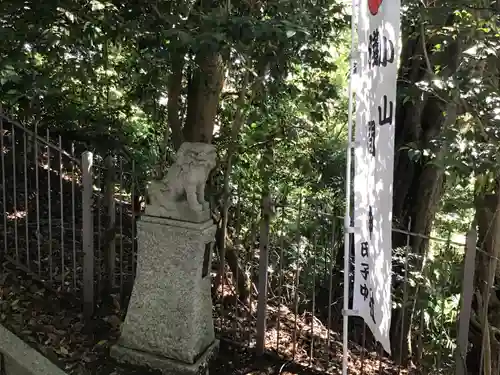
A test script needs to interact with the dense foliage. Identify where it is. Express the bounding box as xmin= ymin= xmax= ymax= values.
xmin=0 ymin=0 xmax=500 ymax=373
